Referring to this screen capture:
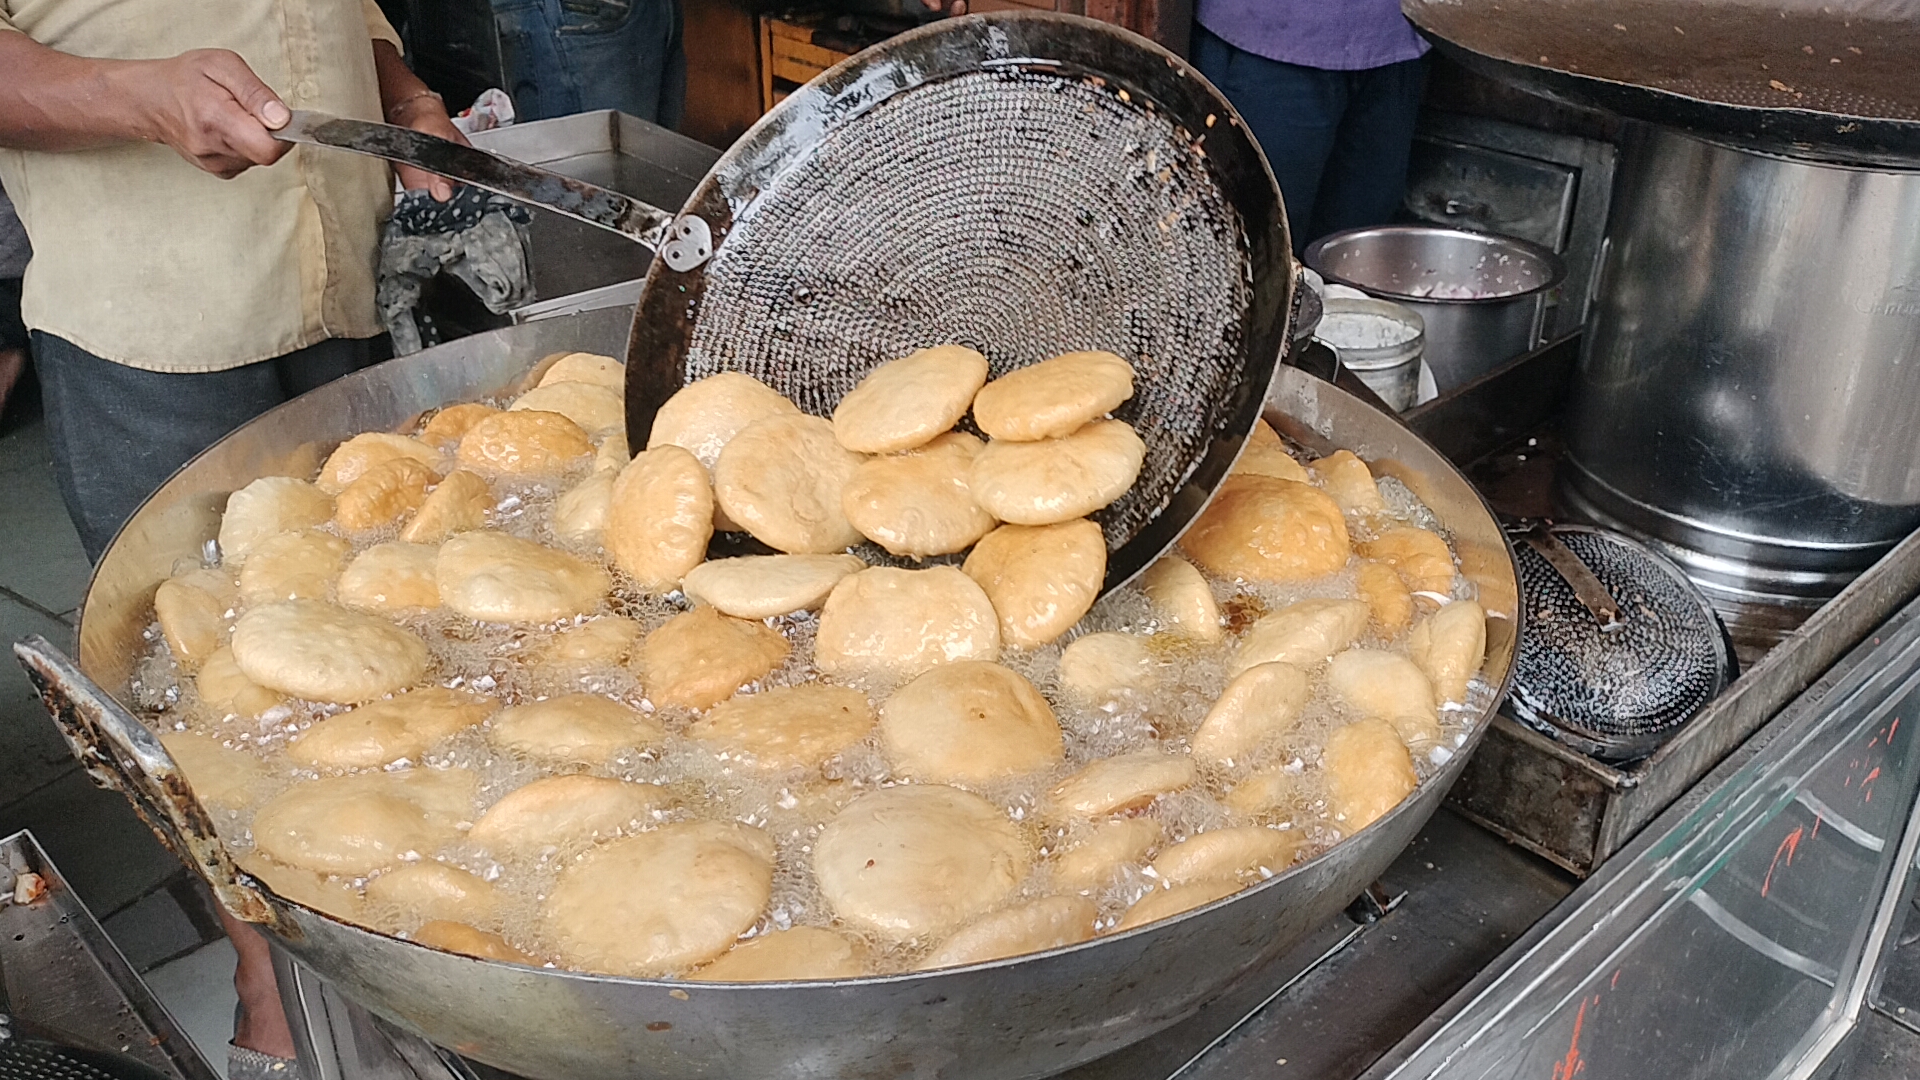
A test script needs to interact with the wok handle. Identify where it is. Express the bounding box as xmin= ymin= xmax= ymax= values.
xmin=273 ymin=110 xmax=714 ymax=271
xmin=12 ymin=637 xmax=282 ymax=928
